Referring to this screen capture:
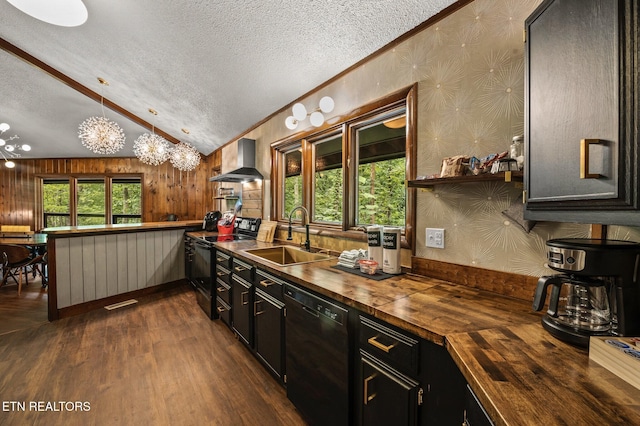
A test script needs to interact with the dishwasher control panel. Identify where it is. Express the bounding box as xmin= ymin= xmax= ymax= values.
xmin=285 ymin=285 xmax=347 ymax=325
